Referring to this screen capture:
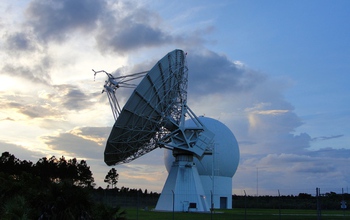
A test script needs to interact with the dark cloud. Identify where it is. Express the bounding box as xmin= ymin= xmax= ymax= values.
xmin=94 ymin=2 xmax=188 ymax=54
xmin=75 ymin=126 xmax=110 ymax=140
xmin=0 ymin=84 xmax=98 ymax=119
xmin=0 ymin=117 xmax=15 ymax=121
xmin=42 ymin=127 xmax=109 ymax=159
xmin=53 ymin=84 xmax=97 ymax=111
xmin=19 ymin=104 xmax=59 ymax=118
xmin=0 ymin=94 xmax=61 ymax=119
xmin=238 ymin=123 xmax=312 ymax=157
xmin=1 ymin=29 xmax=51 ymax=86
xmin=312 ymin=134 xmax=344 ymax=141
xmin=292 ymin=161 xmax=336 ymax=173
xmin=187 ymin=50 xmax=266 ymax=95
xmin=259 ymin=153 xmax=311 ymax=165
xmin=96 ymin=21 xmax=174 ymax=54
xmin=235 ymin=151 xmax=350 ymax=195
xmin=240 ymin=133 xmax=311 ymax=157
xmin=276 ymin=133 xmax=312 ymax=154
xmin=25 ymin=0 xmax=105 ymax=42
xmin=64 ymin=88 xmax=91 ymax=110
xmin=0 ymin=0 xmax=211 ymax=80
xmin=238 ymin=140 xmax=257 ymax=146
xmin=5 ymin=101 xmax=22 ymax=109
xmin=3 ymin=32 xmax=36 ymax=52
xmin=22 ymin=0 xmax=203 ymax=54
xmin=0 ymin=141 xmax=43 ymax=162
xmin=307 ymin=147 xmax=350 ymax=158
xmin=2 ymin=59 xmax=52 ymax=85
